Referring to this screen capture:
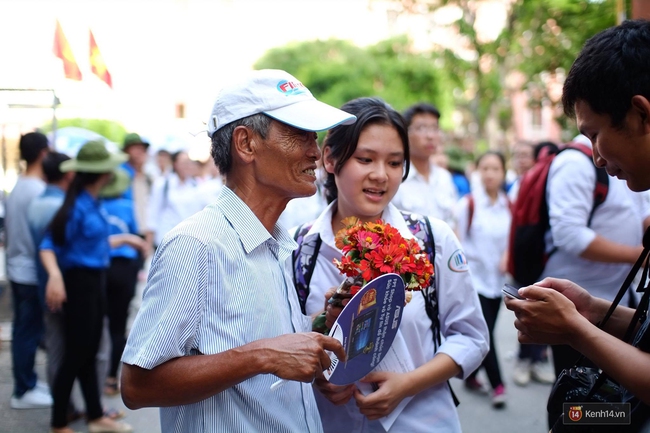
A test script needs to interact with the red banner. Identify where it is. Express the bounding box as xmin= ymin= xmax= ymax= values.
xmin=53 ymin=20 xmax=82 ymax=81
xmin=89 ymin=30 xmax=112 ymax=88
